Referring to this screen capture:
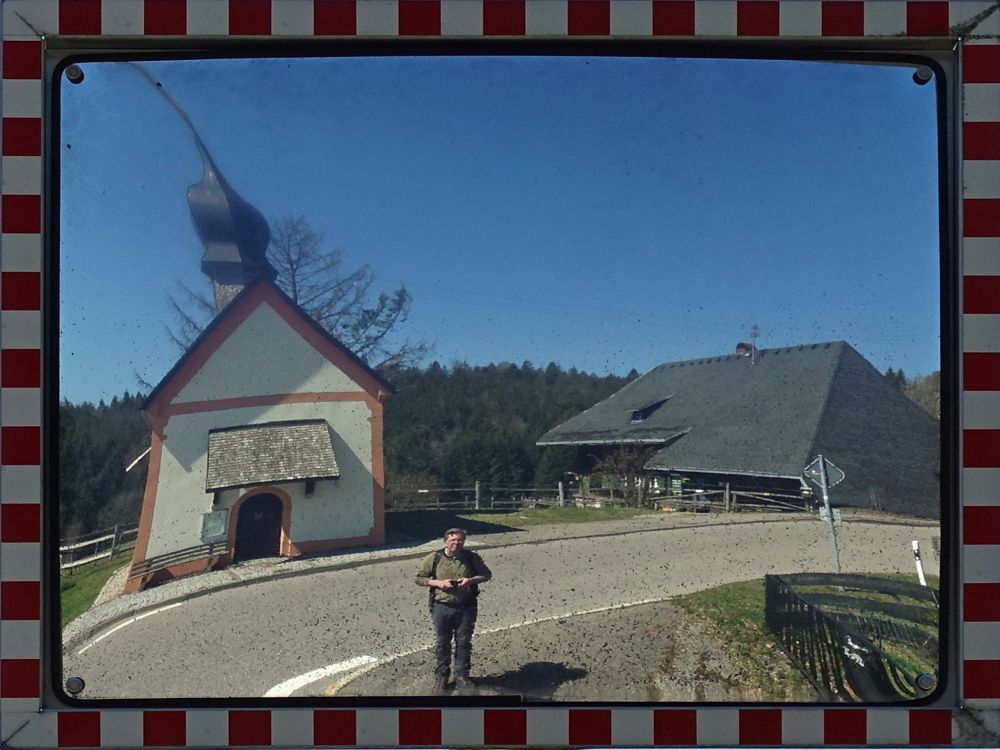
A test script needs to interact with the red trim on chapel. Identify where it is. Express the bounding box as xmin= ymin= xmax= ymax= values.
xmin=144 ymin=280 xmax=391 ymax=421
